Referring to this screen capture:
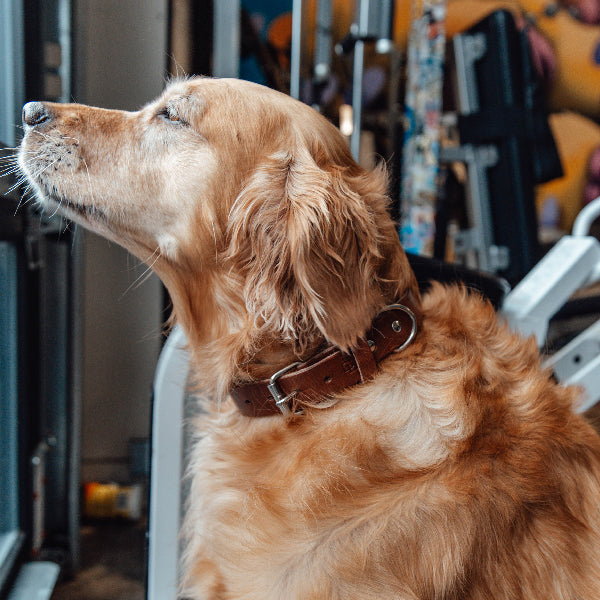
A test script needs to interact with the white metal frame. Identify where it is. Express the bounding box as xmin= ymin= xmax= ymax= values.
xmin=501 ymin=236 xmax=600 ymax=345
xmin=7 ymin=562 xmax=59 ymax=600
xmin=147 ymin=325 xmax=189 ymax=600
xmin=544 ymin=320 xmax=600 ymax=412
xmin=502 ymin=197 xmax=600 ymax=411
xmin=213 ymin=0 xmax=240 ymax=79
